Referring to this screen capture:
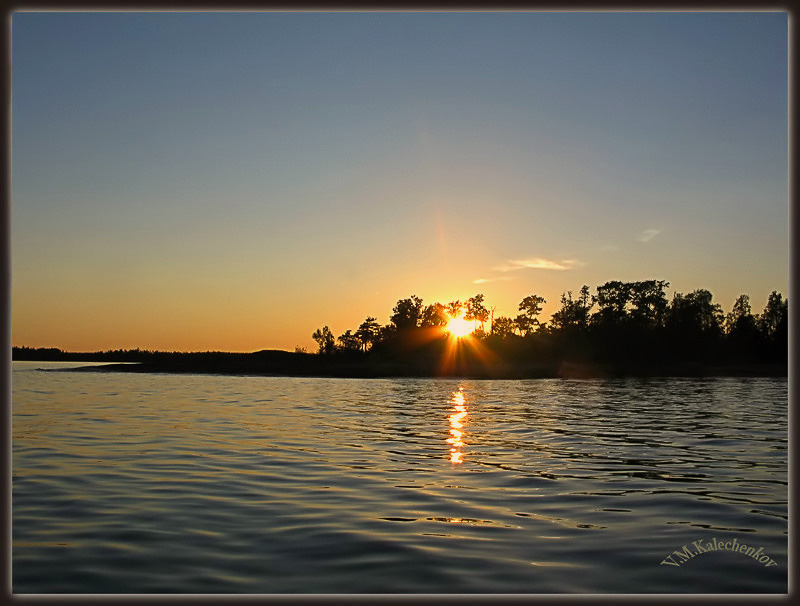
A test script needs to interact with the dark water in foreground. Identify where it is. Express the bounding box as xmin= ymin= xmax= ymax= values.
xmin=12 ymin=362 xmax=787 ymax=593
